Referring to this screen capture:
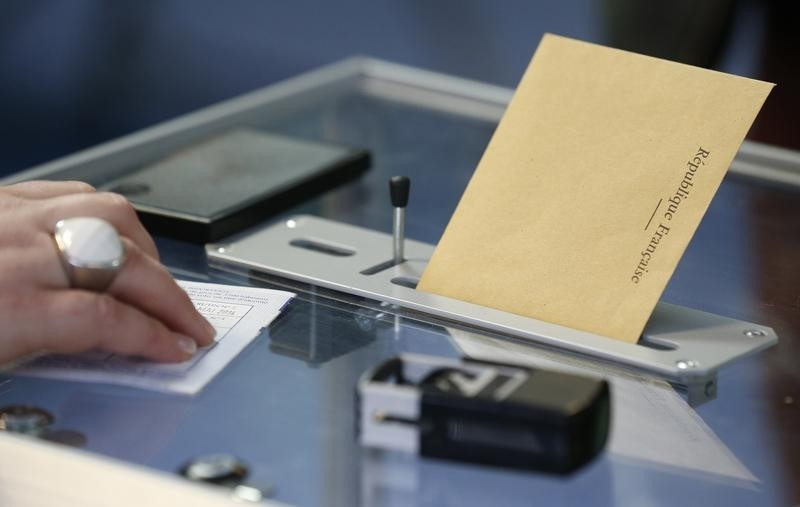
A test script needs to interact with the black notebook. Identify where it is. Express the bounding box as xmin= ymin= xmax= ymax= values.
xmin=102 ymin=129 xmax=370 ymax=243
